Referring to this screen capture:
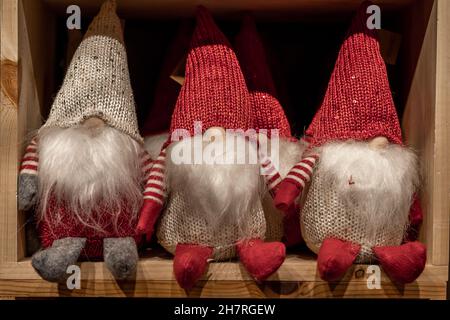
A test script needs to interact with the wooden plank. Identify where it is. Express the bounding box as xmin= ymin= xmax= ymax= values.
xmin=402 ymin=0 xmax=434 ymax=261
xmin=42 ymin=0 xmax=414 ymax=19
xmin=0 ymin=0 xmax=19 ymax=264
xmin=0 ymin=254 xmax=447 ymax=299
xmin=431 ymin=0 xmax=450 ymax=266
